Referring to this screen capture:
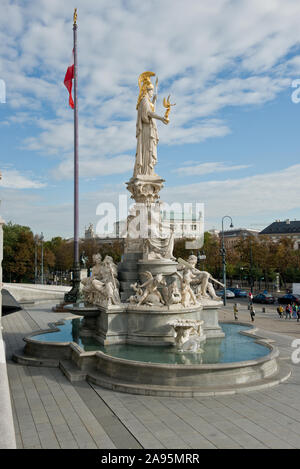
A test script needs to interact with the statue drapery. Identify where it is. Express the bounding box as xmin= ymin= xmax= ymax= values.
xmin=134 ymin=95 xmax=159 ymax=176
